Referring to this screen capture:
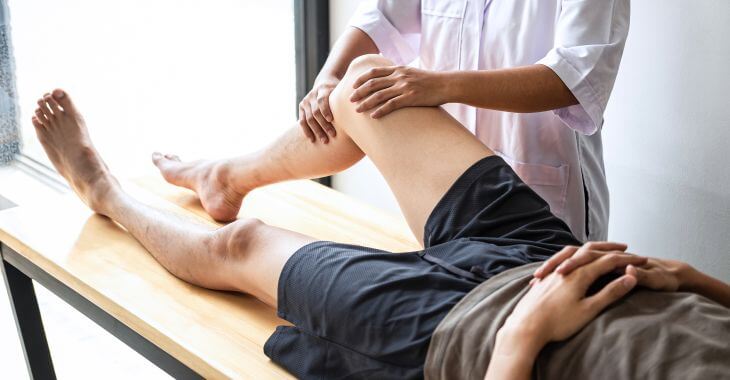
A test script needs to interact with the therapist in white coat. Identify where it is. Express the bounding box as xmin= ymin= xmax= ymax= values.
xmin=298 ymin=0 xmax=630 ymax=241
